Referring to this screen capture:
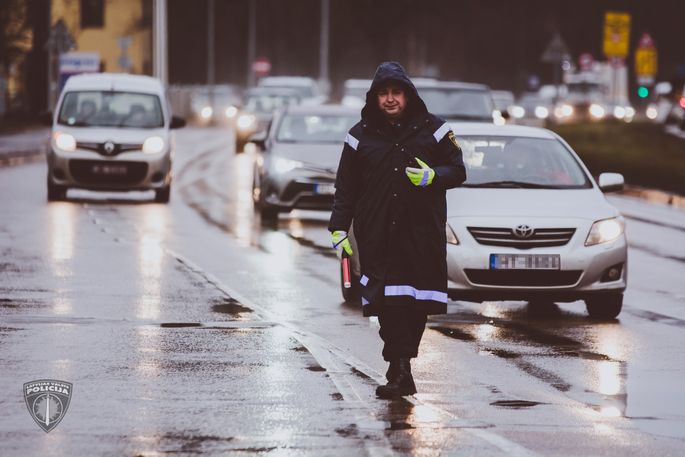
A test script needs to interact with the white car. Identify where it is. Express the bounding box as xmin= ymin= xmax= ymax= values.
xmin=343 ymin=123 xmax=627 ymax=319
xmin=47 ymin=73 xmax=185 ymax=203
